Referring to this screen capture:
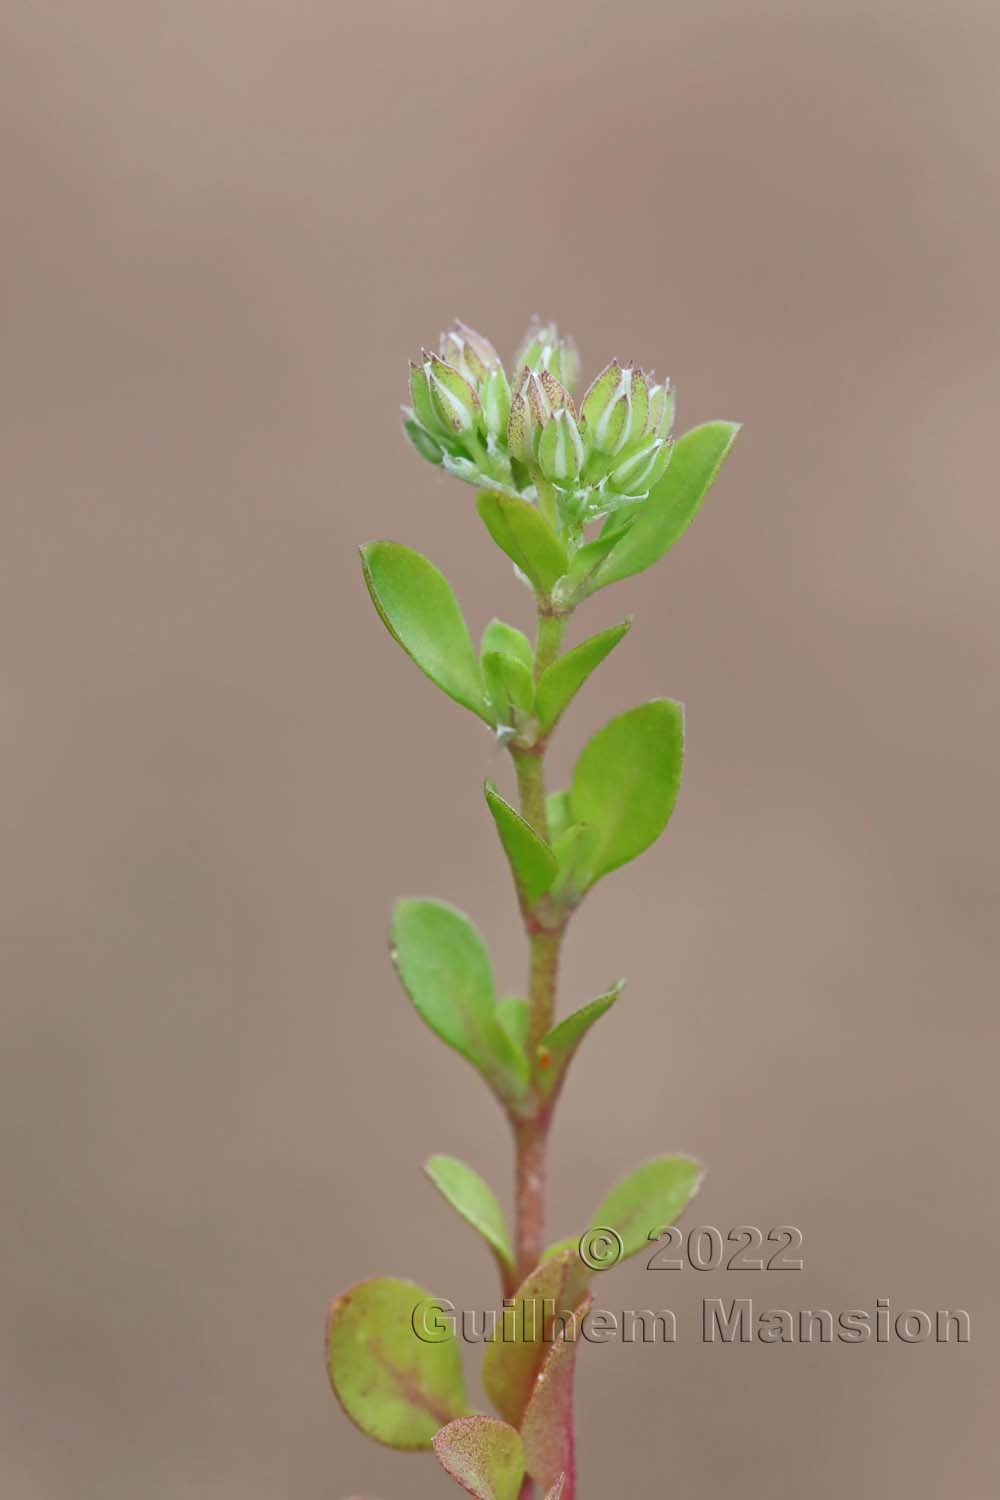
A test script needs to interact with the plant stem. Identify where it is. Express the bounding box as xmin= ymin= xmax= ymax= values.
xmin=510 ymin=602 xmax=576 ymax=1499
